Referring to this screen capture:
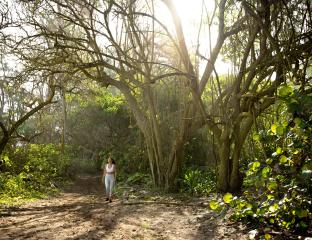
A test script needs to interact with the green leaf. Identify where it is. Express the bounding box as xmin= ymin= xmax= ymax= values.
xmin=264 ymin=233 xmax=272 ymax=240
xmin=271 ymin=124 xmax=284 ymax=135
xmin=262 ymin=167 xmax=271 ymax=177
xmin=278 ymin=85 xmax=293 ymax=97
xmin=237 ymin=201 xmax=246 ymax=210
xmin=3 ymin=155 xmax=12 ymax=167
xmin=246 ymin=203 xmax=253 ymax=210
xmin=268 ymin=181 xmax=278 ymax=191
xmin=269 ymin=203 xmax=279 ymax=212
xmin=276 ymin=125 xmax=284 ymax=135
xmin=293 ymin=149 xmax=299 ymax=155
xmin=271 ymin=124 xmax=277 ymax=134
xmin=252 ymin=134 xmax=260 ymax=141
xmin=223 ymin=193 xmax=233 ymax=204
xmin=251 ymin=161 xmax=261 ymax=172
xmin=209 ymin=200 xmax=219 ymax=210
xmin=276 ymin=147 xmax=283 ymax=155
xmin=279 ymin=155 xmax=288 ymax=164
